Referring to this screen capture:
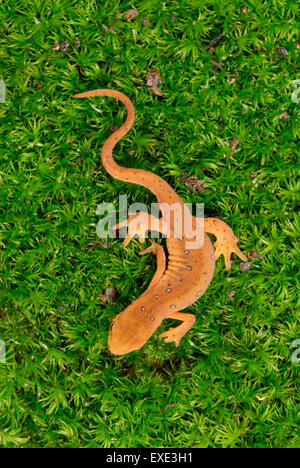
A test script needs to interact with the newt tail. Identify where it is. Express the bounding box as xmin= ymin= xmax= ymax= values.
xmin=73 ymin=89 xmax=183 ymax=206
xmin=73 ymin=89 xmax=247 ymax=355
